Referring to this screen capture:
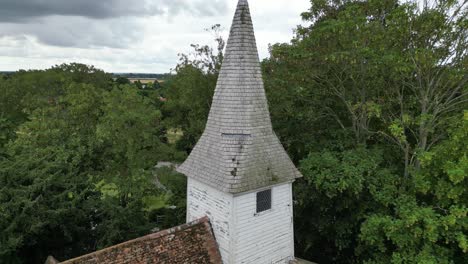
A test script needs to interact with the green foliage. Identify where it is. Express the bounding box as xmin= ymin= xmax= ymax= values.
xmin=264 ymin=0 xmax=467 ymax=263
xmin=114 ymin=76 xmax=131 ymax=85
xmin=0 ymin=118 xmax=15 ymax=157
xmin=162 ymin=24 xmax=224 ymax=153
xmin=162 ymin=65 xmax=217 ymax=153
xmin=360 ymin=113 xmax=468 ymax=264
xmin=152 ymin=167 xmax=187 ymax=227
xmin=1 ymin=83 xmax=104 ymax=263
xmin=0 ymin=63 xmax=113 ymax=150
xmin=0 ymin=64 xmax=184 ymax=263
xmin=0 ymin=1 xmax=466 ymax=263
xmin=296 ymin=147 xmax=400 ymax=263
